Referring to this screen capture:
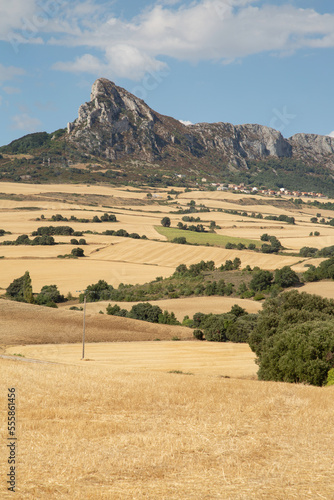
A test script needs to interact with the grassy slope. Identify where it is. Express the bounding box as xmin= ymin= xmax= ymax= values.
xmin=155 ymin=226 xmax=261 ymax=247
